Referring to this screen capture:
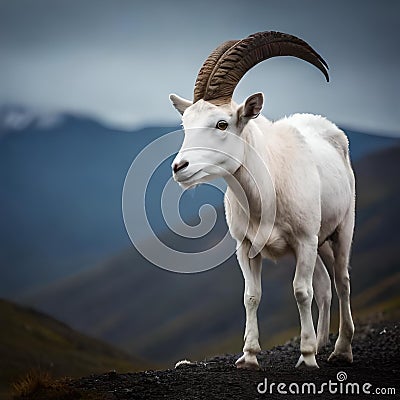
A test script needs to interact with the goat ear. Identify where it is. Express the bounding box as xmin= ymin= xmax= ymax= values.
xmin=169 ymin=94 xmax=192 ymax=115
xmin=239 ymin=92 xmax=264 ymax=120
